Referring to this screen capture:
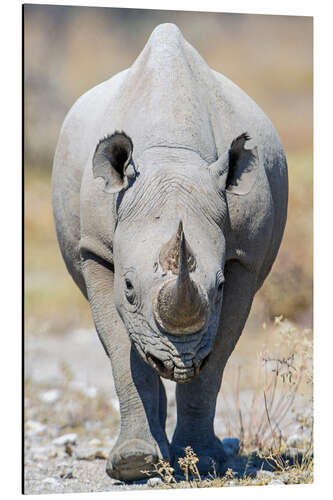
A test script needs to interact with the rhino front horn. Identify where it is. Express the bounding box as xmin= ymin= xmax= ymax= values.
xmin=154 ymin=225 xmax=208 ymax=335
